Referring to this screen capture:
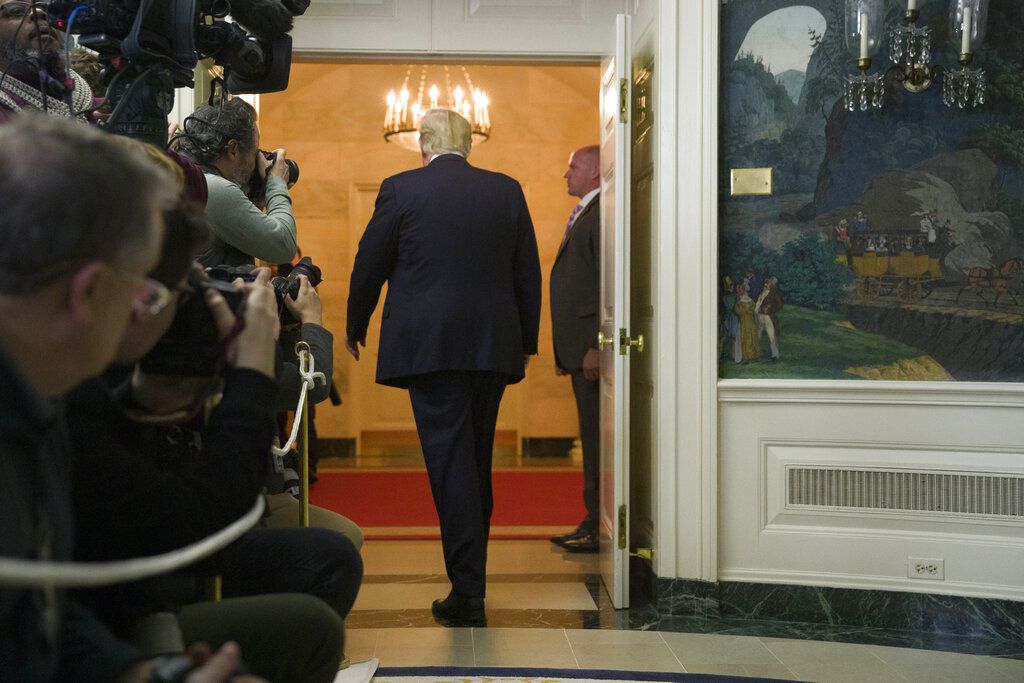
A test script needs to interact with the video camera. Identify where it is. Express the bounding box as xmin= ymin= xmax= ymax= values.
xmin=44 ymin=0 xmax=309 ymax=145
